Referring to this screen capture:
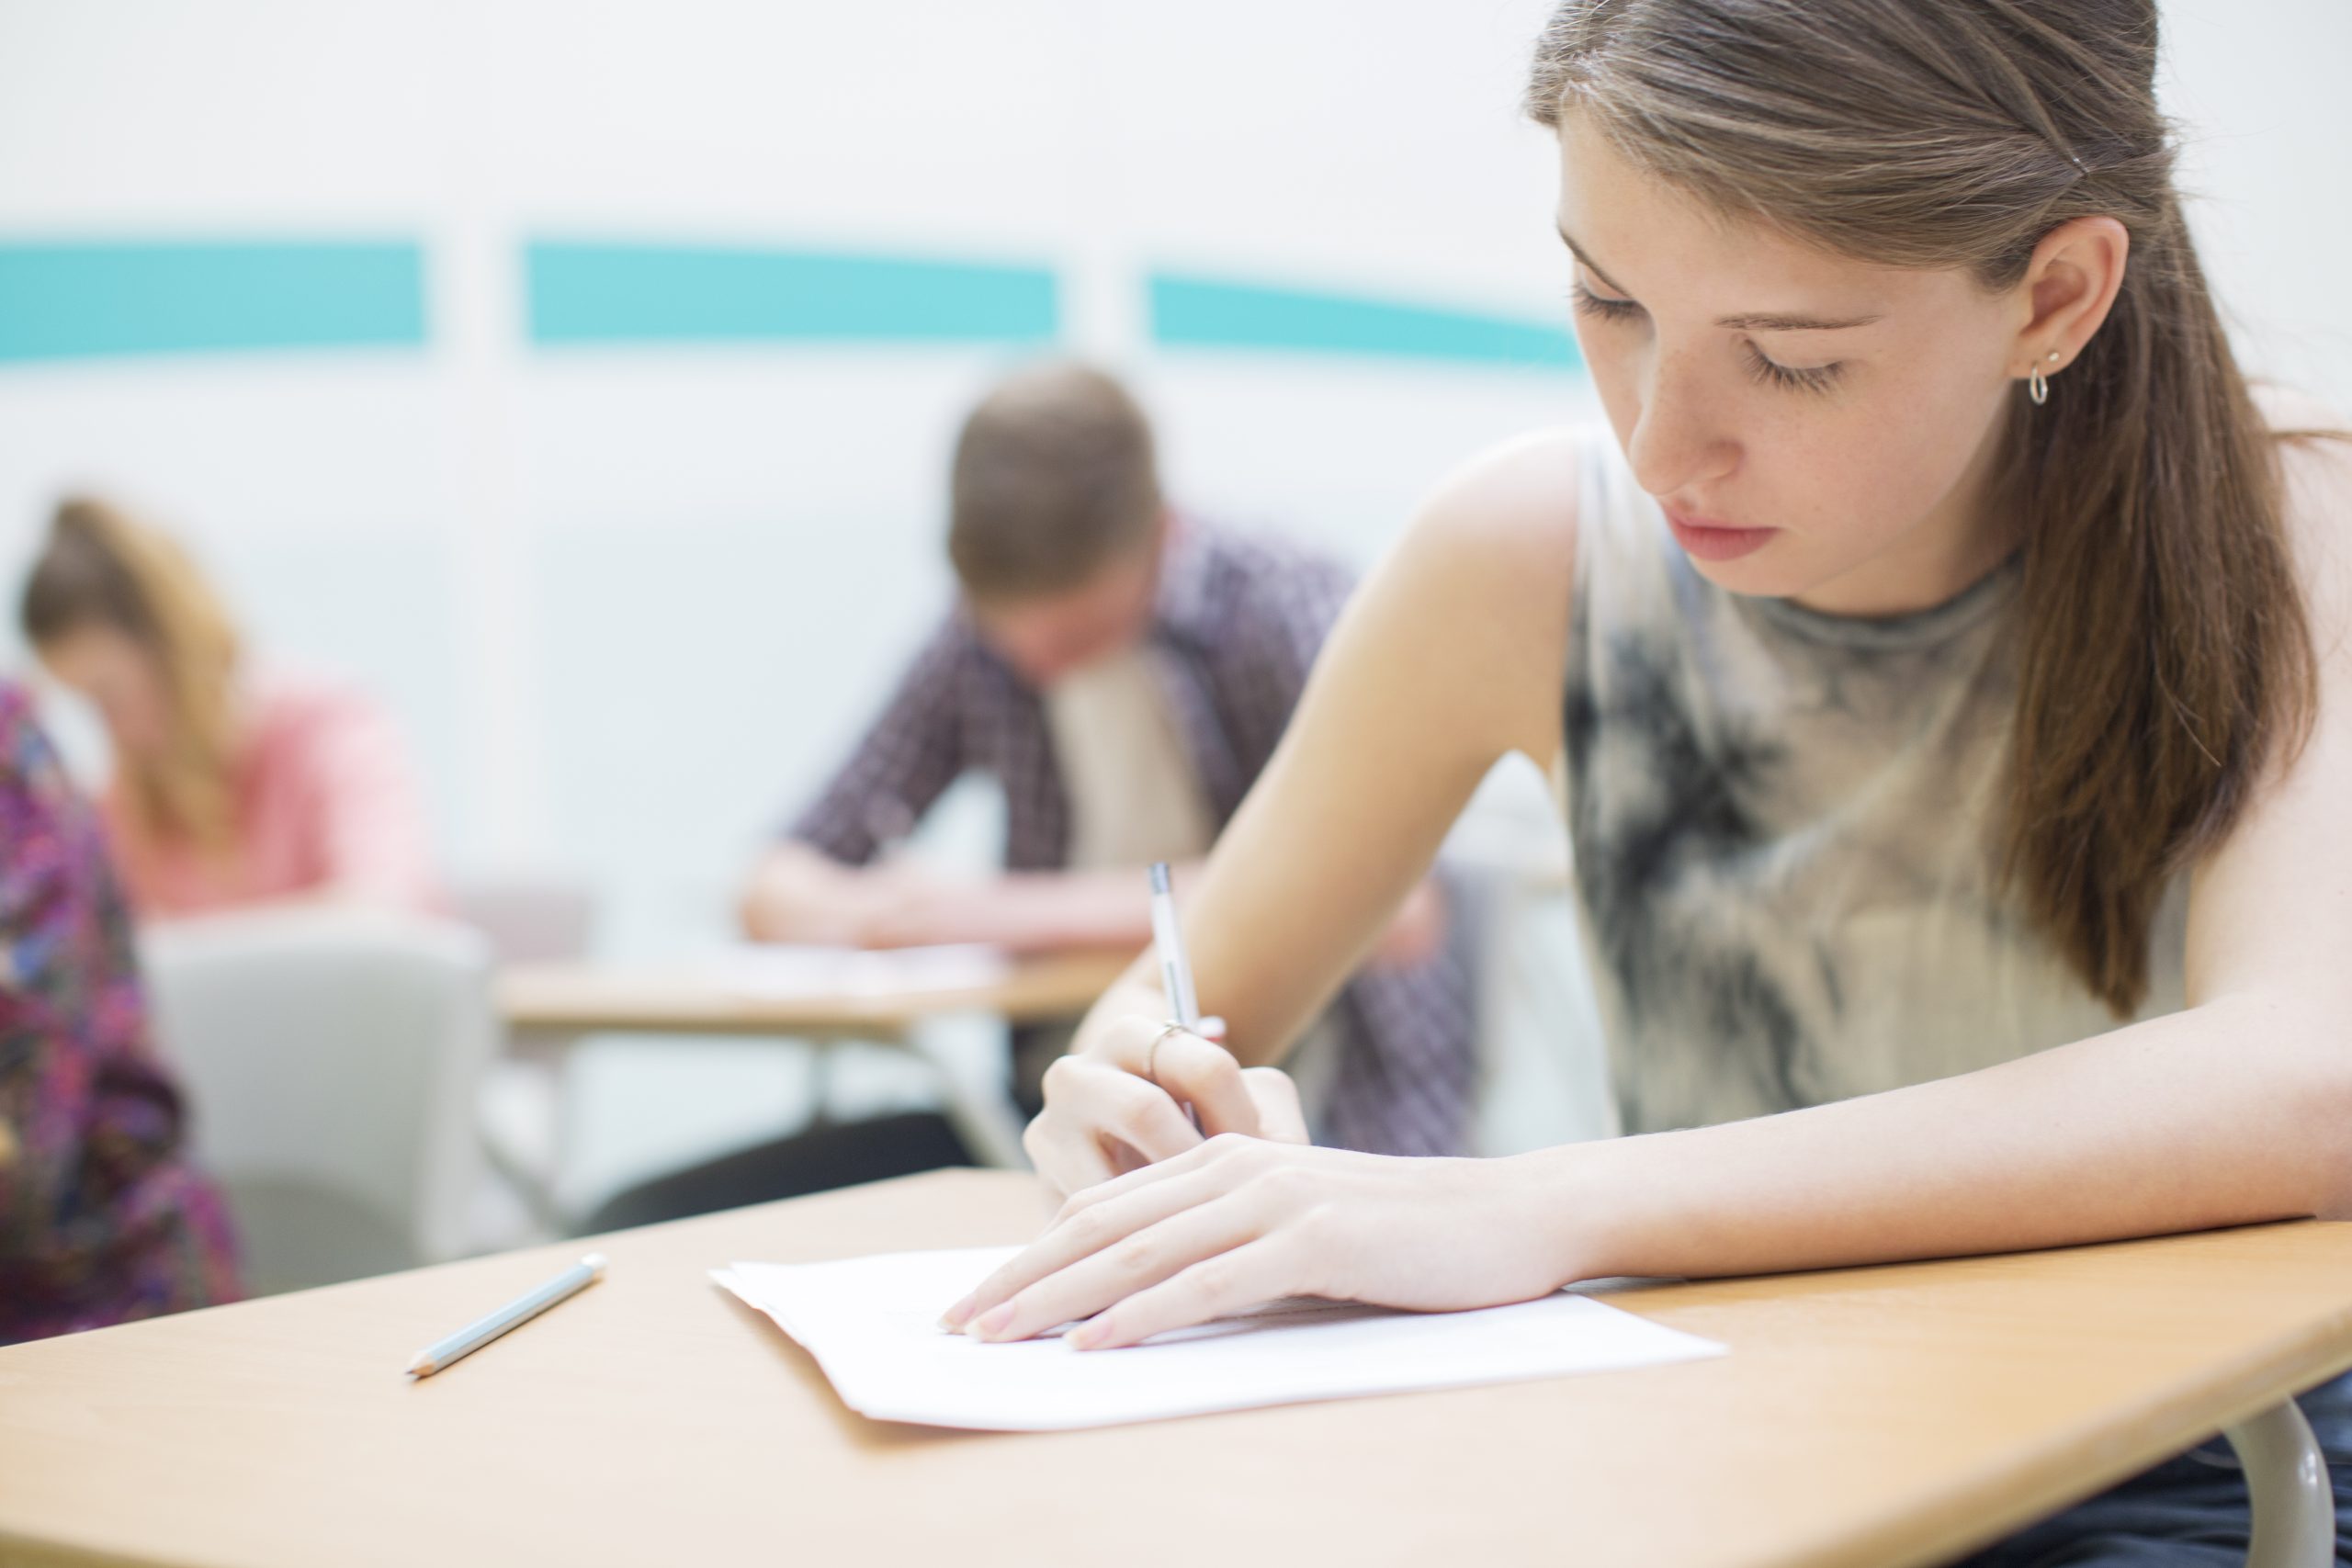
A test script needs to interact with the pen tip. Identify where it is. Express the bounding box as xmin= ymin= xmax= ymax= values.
xmin=405 ymin=1357 xmax=433 ymax=1377
xmin=1148 ymin=863 xmax=1170 ymax=895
